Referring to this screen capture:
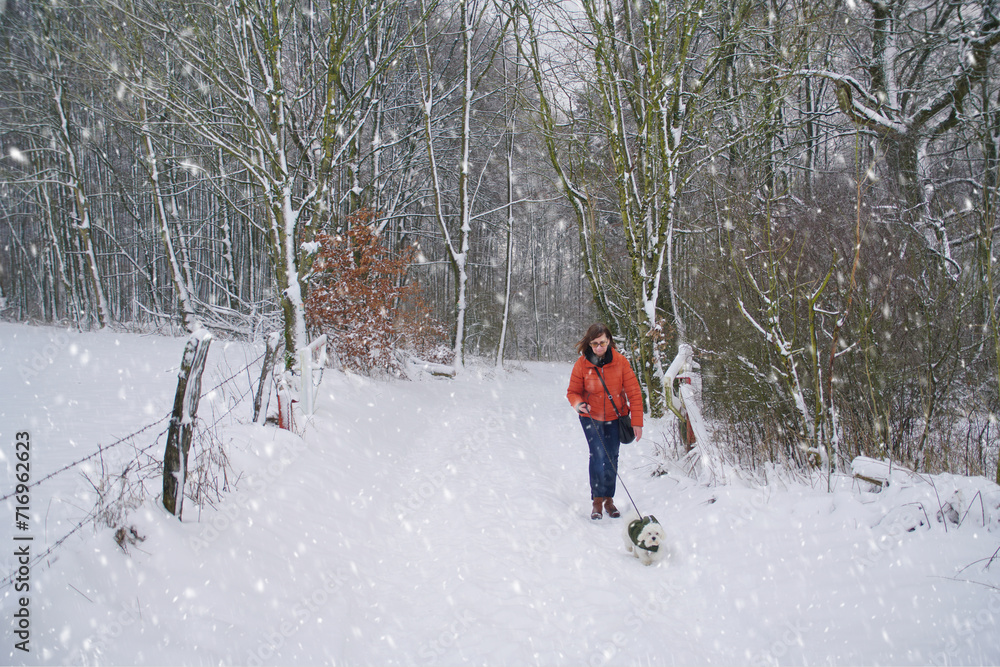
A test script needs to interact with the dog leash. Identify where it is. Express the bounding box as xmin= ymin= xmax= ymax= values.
xmin=586 ymin=412 xmax=643 ymax=518
xmin=591 ymin=423 xmax=661 ymax=554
